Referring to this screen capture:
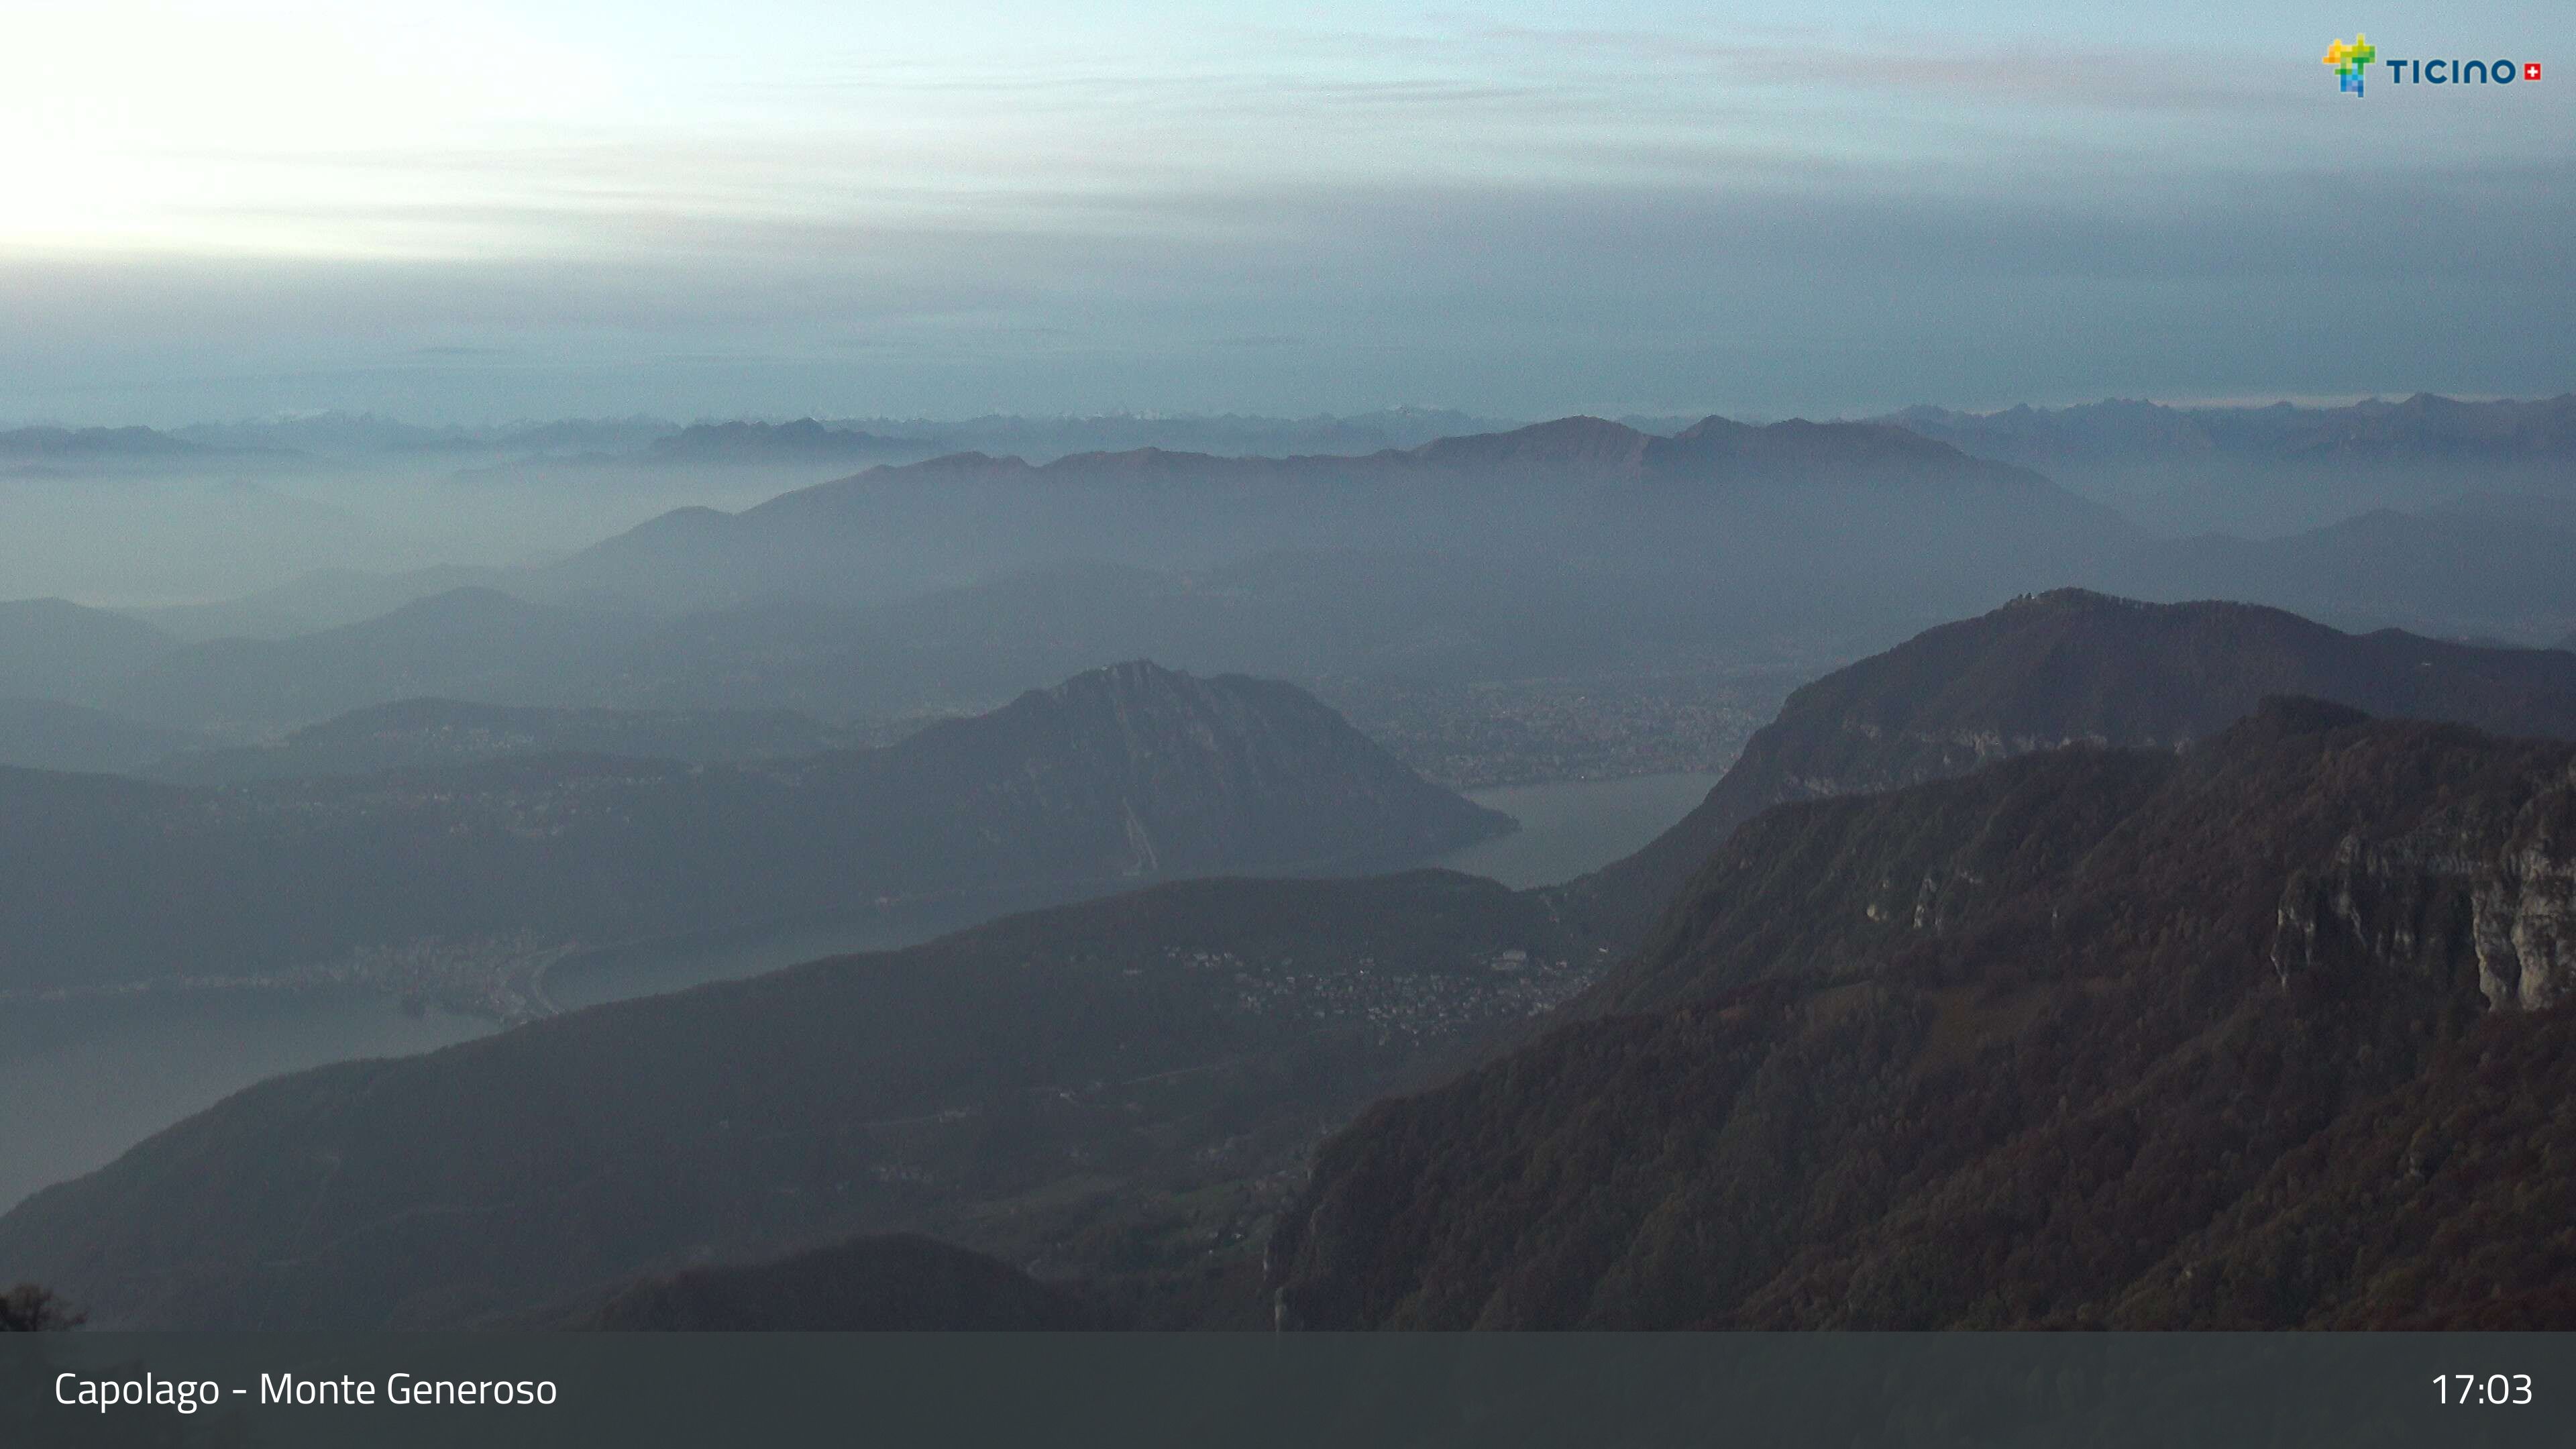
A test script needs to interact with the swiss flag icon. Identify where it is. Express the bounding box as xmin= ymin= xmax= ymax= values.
xmin=2526 ymin=62 xmax=2542 ymax=80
